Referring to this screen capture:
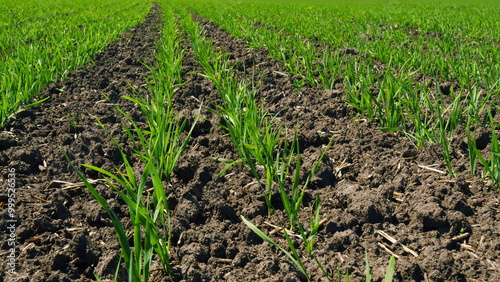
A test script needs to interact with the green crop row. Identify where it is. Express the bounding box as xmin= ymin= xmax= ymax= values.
xmin=71 ymin=5 xmax=199 ymax=281
xmin=176 ymin=6 xmax=351 ymax=280
xmin=174 ymin=4 xmax=397 ymax=280
xmin=0 ymin=0 xmax=150 ymax=128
